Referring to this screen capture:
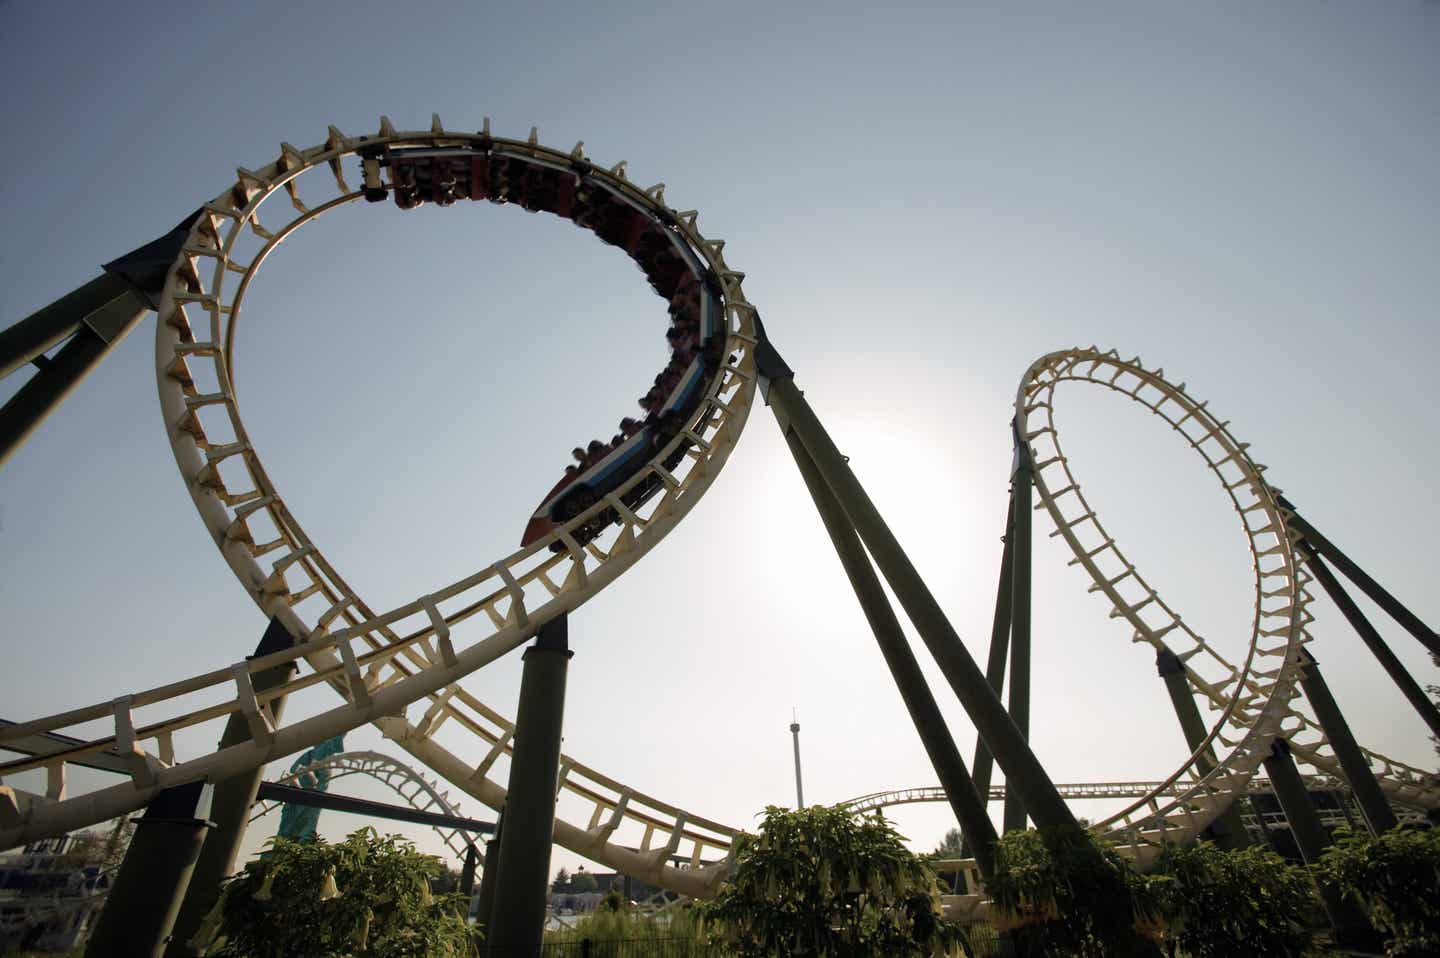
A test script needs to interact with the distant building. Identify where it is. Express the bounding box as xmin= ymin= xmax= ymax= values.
xmin=0 ymin=834 xmax=112 ymax=953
